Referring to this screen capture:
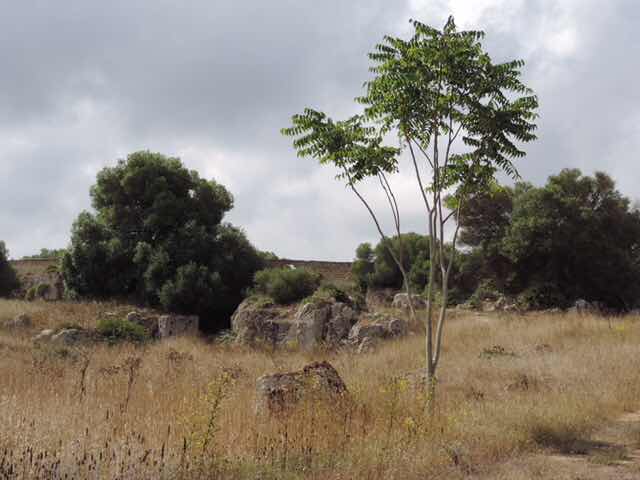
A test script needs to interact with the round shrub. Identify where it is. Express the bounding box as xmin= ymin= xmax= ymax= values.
xmin=253 ymin=267 xmax=321 ymax=304
xmin=96 ymin=318 xmax=149 ymax=343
